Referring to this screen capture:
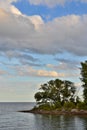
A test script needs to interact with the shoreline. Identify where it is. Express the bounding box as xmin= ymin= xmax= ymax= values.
xmin=19 ymin=109 xmax=87 ymax=116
